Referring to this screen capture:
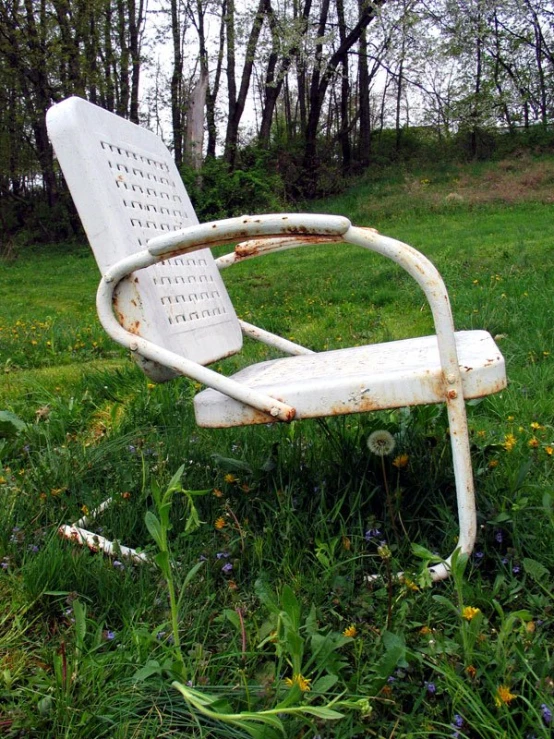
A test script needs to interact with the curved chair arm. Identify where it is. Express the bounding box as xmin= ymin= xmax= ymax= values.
xmin=96 ymin=214 xmax=476 ymax=576
xmin=213 ymin=223 xmax=476 ymax=575
xmin=96 ymin=215 xmax=349 ymax=423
